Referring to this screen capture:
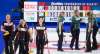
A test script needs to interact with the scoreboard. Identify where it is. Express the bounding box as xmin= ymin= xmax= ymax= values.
xmin=24 ymin=1 xmax=100 ymax=22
